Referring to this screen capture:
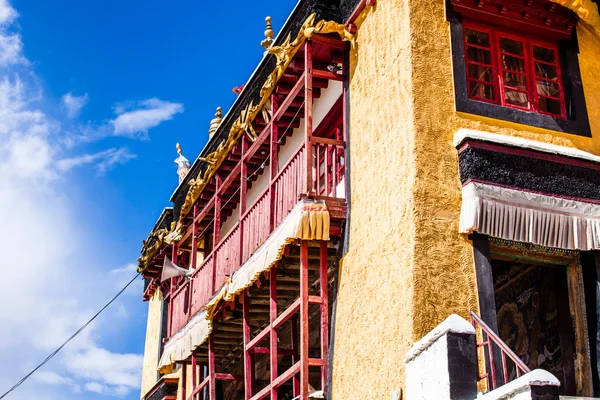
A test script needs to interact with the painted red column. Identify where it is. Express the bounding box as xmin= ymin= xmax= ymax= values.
xmin=242 ymin=290 xmax=254 ymax=399
xmin=240 ymin=137 xmax=248 ymax=264
xmin=181 ymin=359 xmax=187 ymax=400
xmin=212 ymin=175 xmax=222 ymax=295
xmin=269 ymin=94 xmax=279 ymax=233
xmin=304 ymin=41 xmax=314 ymax=195
xmin=291 ymin=314 xmax=300 ymax=397
xmin=270 ymin=266 xmax=278 ymax=399
xmin=208 ymin=334 xmax=216 ymax=400
xmin=300 ymin=240 xmax=309 ymax=399
xmin=192 ymin=350 xmax=197 ymax=398
xmin=320 ymin=241 xmax=329 ymax=393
